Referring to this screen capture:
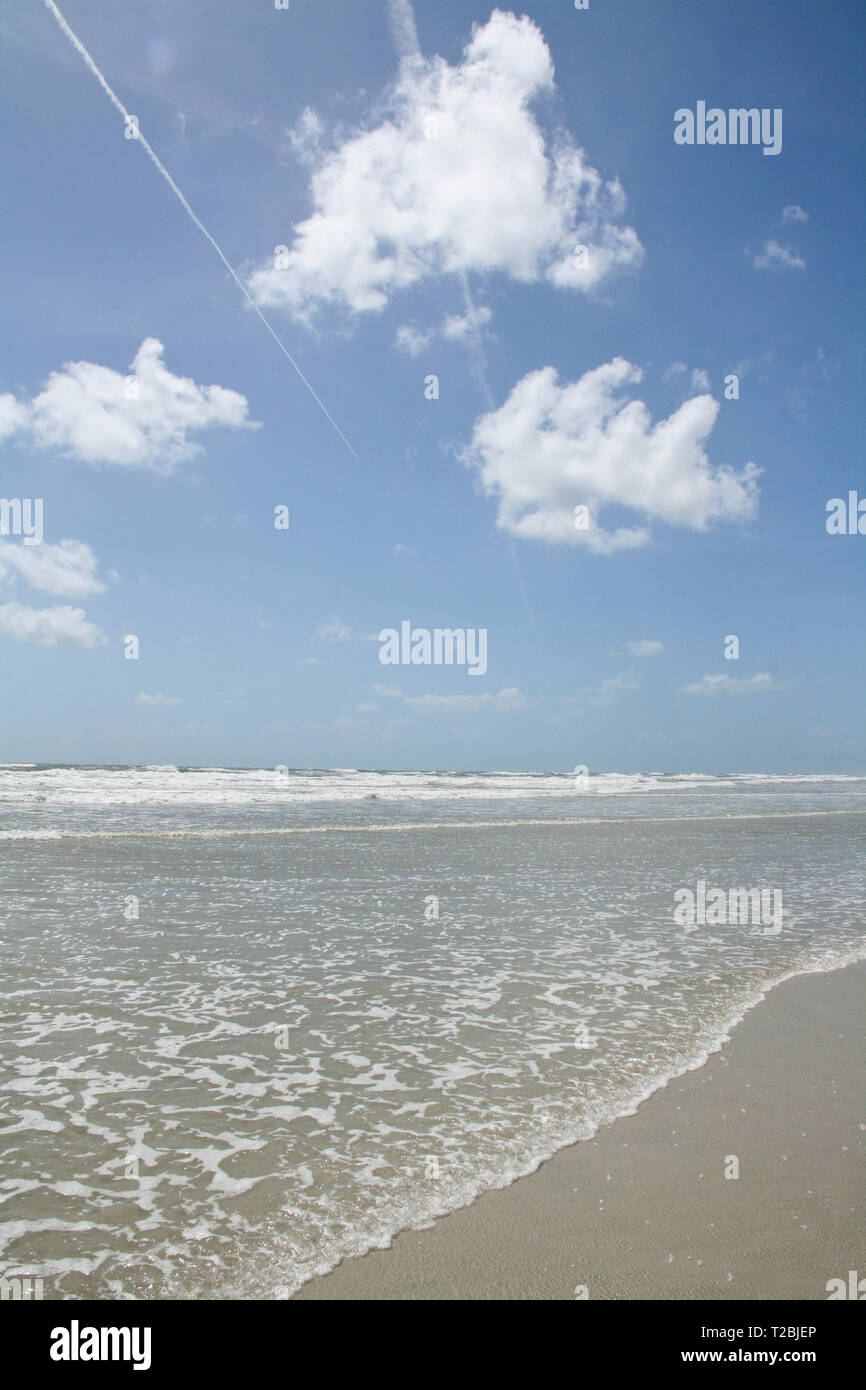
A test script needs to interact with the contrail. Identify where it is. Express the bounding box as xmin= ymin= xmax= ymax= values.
xmin=386 ymin=0 xmax=537 ymax=643
xmin=457 ymin=270 xmax=494 ymax=413
xmin=386 ymin=0 xmax=421 ymax=59
xmin=507 ymin=537 xmax=541 ymax=642
xmin=456 ymin=270 xmax=541 ymax=642
xmin=41 ymin=0 xmax=359 ymax=462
